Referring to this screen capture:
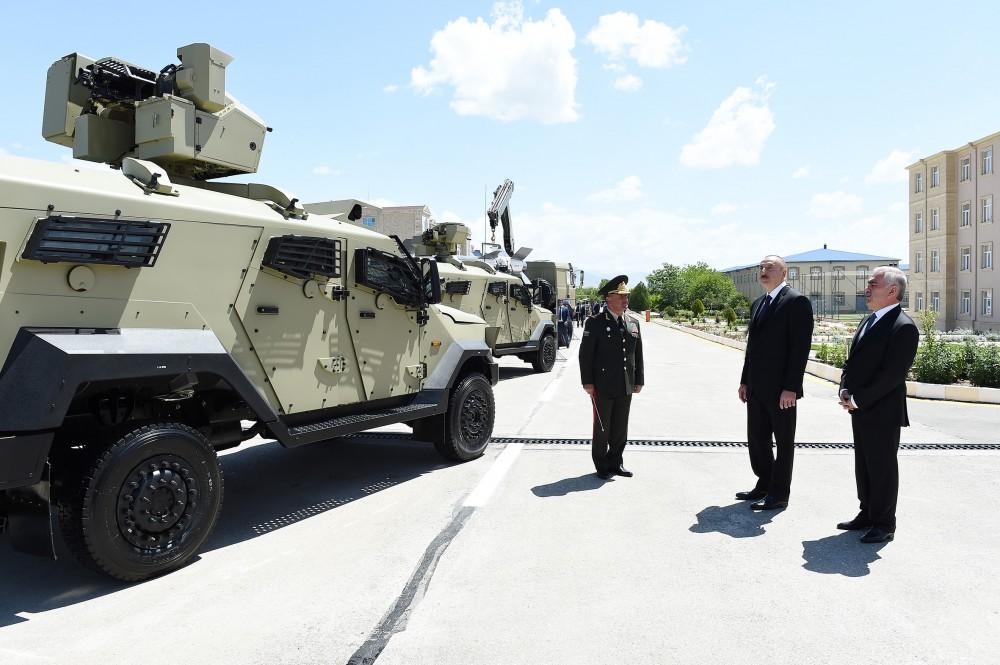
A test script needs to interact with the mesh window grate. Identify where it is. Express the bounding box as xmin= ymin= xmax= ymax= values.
xmin=22 ymin=216 xmax=169 ymax=267
xmin=263 ymin=235 xmax=342 ymax=280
